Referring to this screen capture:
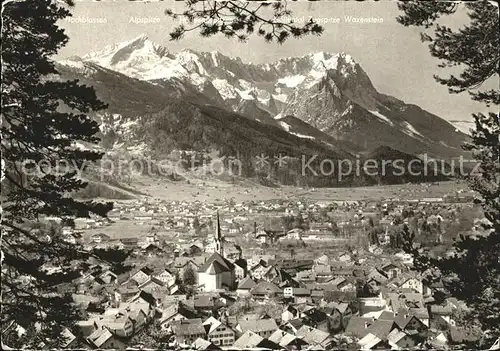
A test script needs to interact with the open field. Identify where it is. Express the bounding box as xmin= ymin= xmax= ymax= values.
xmin=127 ymin=177 xmax=470 ymax=203
xmin=83 ymin=179 xmax=473 ymax=241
